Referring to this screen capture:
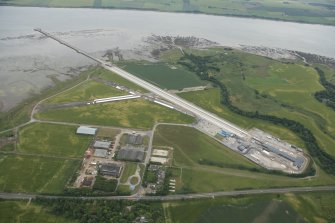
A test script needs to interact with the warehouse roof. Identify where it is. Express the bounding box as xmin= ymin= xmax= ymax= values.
xmin=94 ymin=149 xmax=108 ymax=158
xmin=100 ymin=163 xmax=123 ymax=177
xmin=117 ymin=149 xmax=144 ymax=162
xmin=93 ymin=140 xmax=111 ymax=149
xmin=76 ymin=126 xmax=97 ymax=135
